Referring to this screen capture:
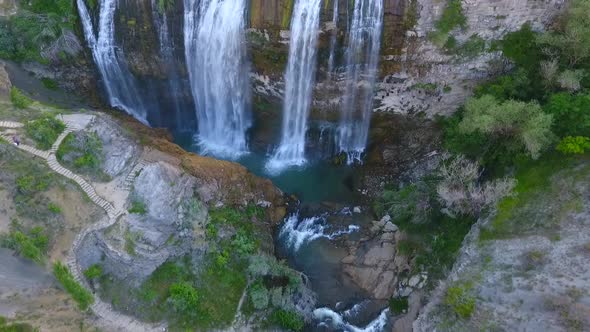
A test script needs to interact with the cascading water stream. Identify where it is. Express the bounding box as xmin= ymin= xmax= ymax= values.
xmin=77 ymin=0 xmax=148 ymax=124
xmin=266 ymin=0 xmax=322 ymax=172
xmin=151 ymin=0 xmax=185 ymax=131
xmin=327 ymin=0 xmax=340 ymax=78
xmin=279 ymin=213 xmax=359 ymax=252
xmin=337 ymin=0 xmax=383 ymax=164
xmin=184 ymin=0 xmax=251 ymax=159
